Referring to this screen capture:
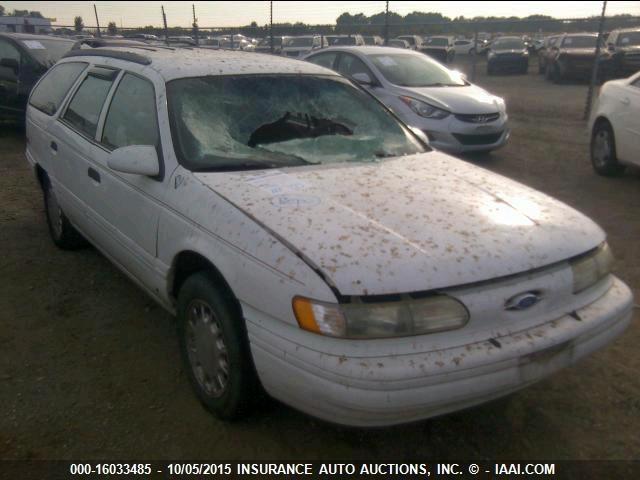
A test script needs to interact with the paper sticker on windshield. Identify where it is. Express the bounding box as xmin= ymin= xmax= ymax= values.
xmin=23 ymin=40 xmax=46 ymax=50
xmin=377 ymin=56 xmax=397 ymax=67
xmin=245 ymin=170 xmax=308 ymax=195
